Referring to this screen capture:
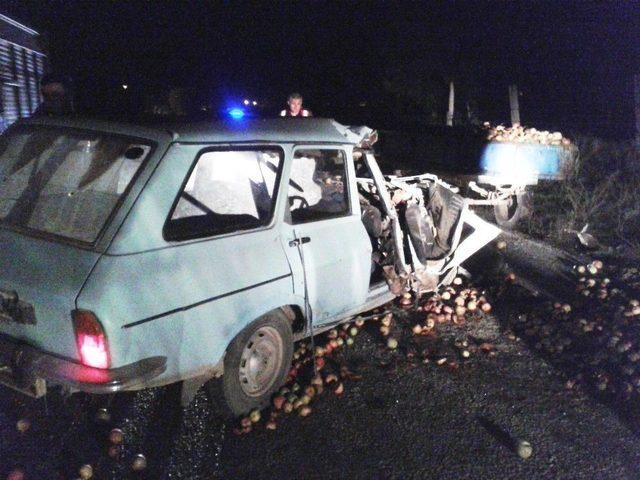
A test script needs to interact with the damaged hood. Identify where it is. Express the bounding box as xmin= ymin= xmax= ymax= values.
xmin=331 ymin=121 xmax=377 ymax=148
